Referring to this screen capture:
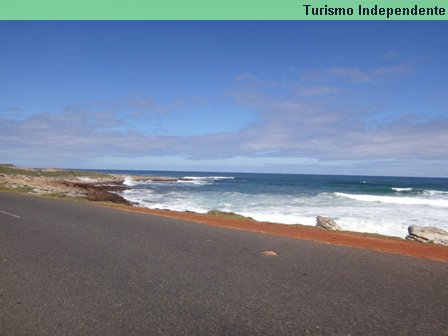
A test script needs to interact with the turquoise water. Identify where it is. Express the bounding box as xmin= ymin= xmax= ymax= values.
xmin=97 ymin=170 xmax=448 ymax=238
